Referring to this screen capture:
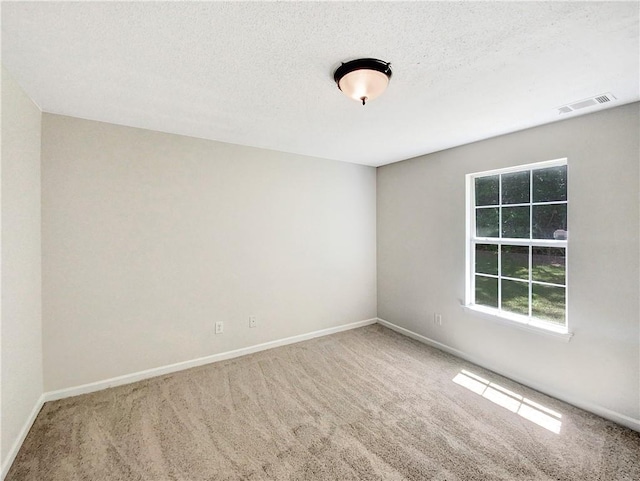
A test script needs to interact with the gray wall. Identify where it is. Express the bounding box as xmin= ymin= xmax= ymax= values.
xmin=377 ymin=102 xmax=640 ymax=423
xmin=41 ymin=114 xmax=377 ymax=391
xmin=1 ymin=68 xmax=43 ymax=466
